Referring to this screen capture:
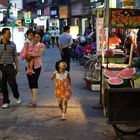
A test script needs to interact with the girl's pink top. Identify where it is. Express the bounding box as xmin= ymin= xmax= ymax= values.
xmin=31 ymin=42 xmax=45 ymax=69
xmin=20 ymin=39 xmax=33 ymax=60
